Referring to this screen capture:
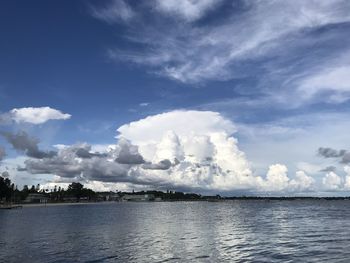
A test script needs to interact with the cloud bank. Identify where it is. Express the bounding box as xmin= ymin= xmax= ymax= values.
xmin=18 ymin=110 xmax=315 ymax=194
